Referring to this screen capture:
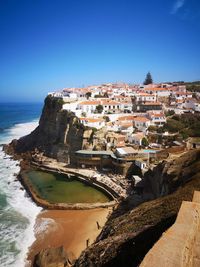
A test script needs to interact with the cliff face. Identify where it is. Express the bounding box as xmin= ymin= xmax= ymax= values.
xmin=143 ymin=149 xmax=200 ymax=198
xmin=9 ymin=96 xmax=100 ymax=163
xmin=74 ymin=149 xmax=200 ymax=267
